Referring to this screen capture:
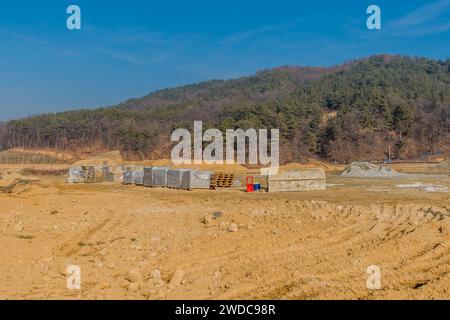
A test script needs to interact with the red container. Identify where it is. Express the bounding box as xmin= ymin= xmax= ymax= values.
xmin=246 ymin=176 xmax=254 ymax=193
